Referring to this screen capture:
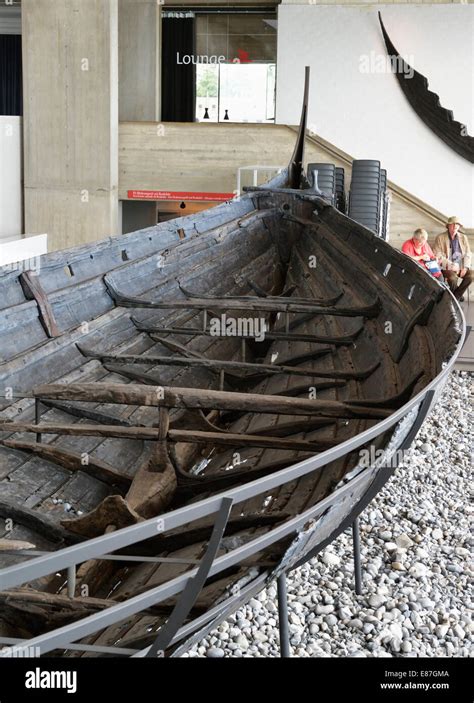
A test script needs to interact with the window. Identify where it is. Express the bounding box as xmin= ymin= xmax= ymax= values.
xmin=194 ymin=13 xmax=277 ymax=124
